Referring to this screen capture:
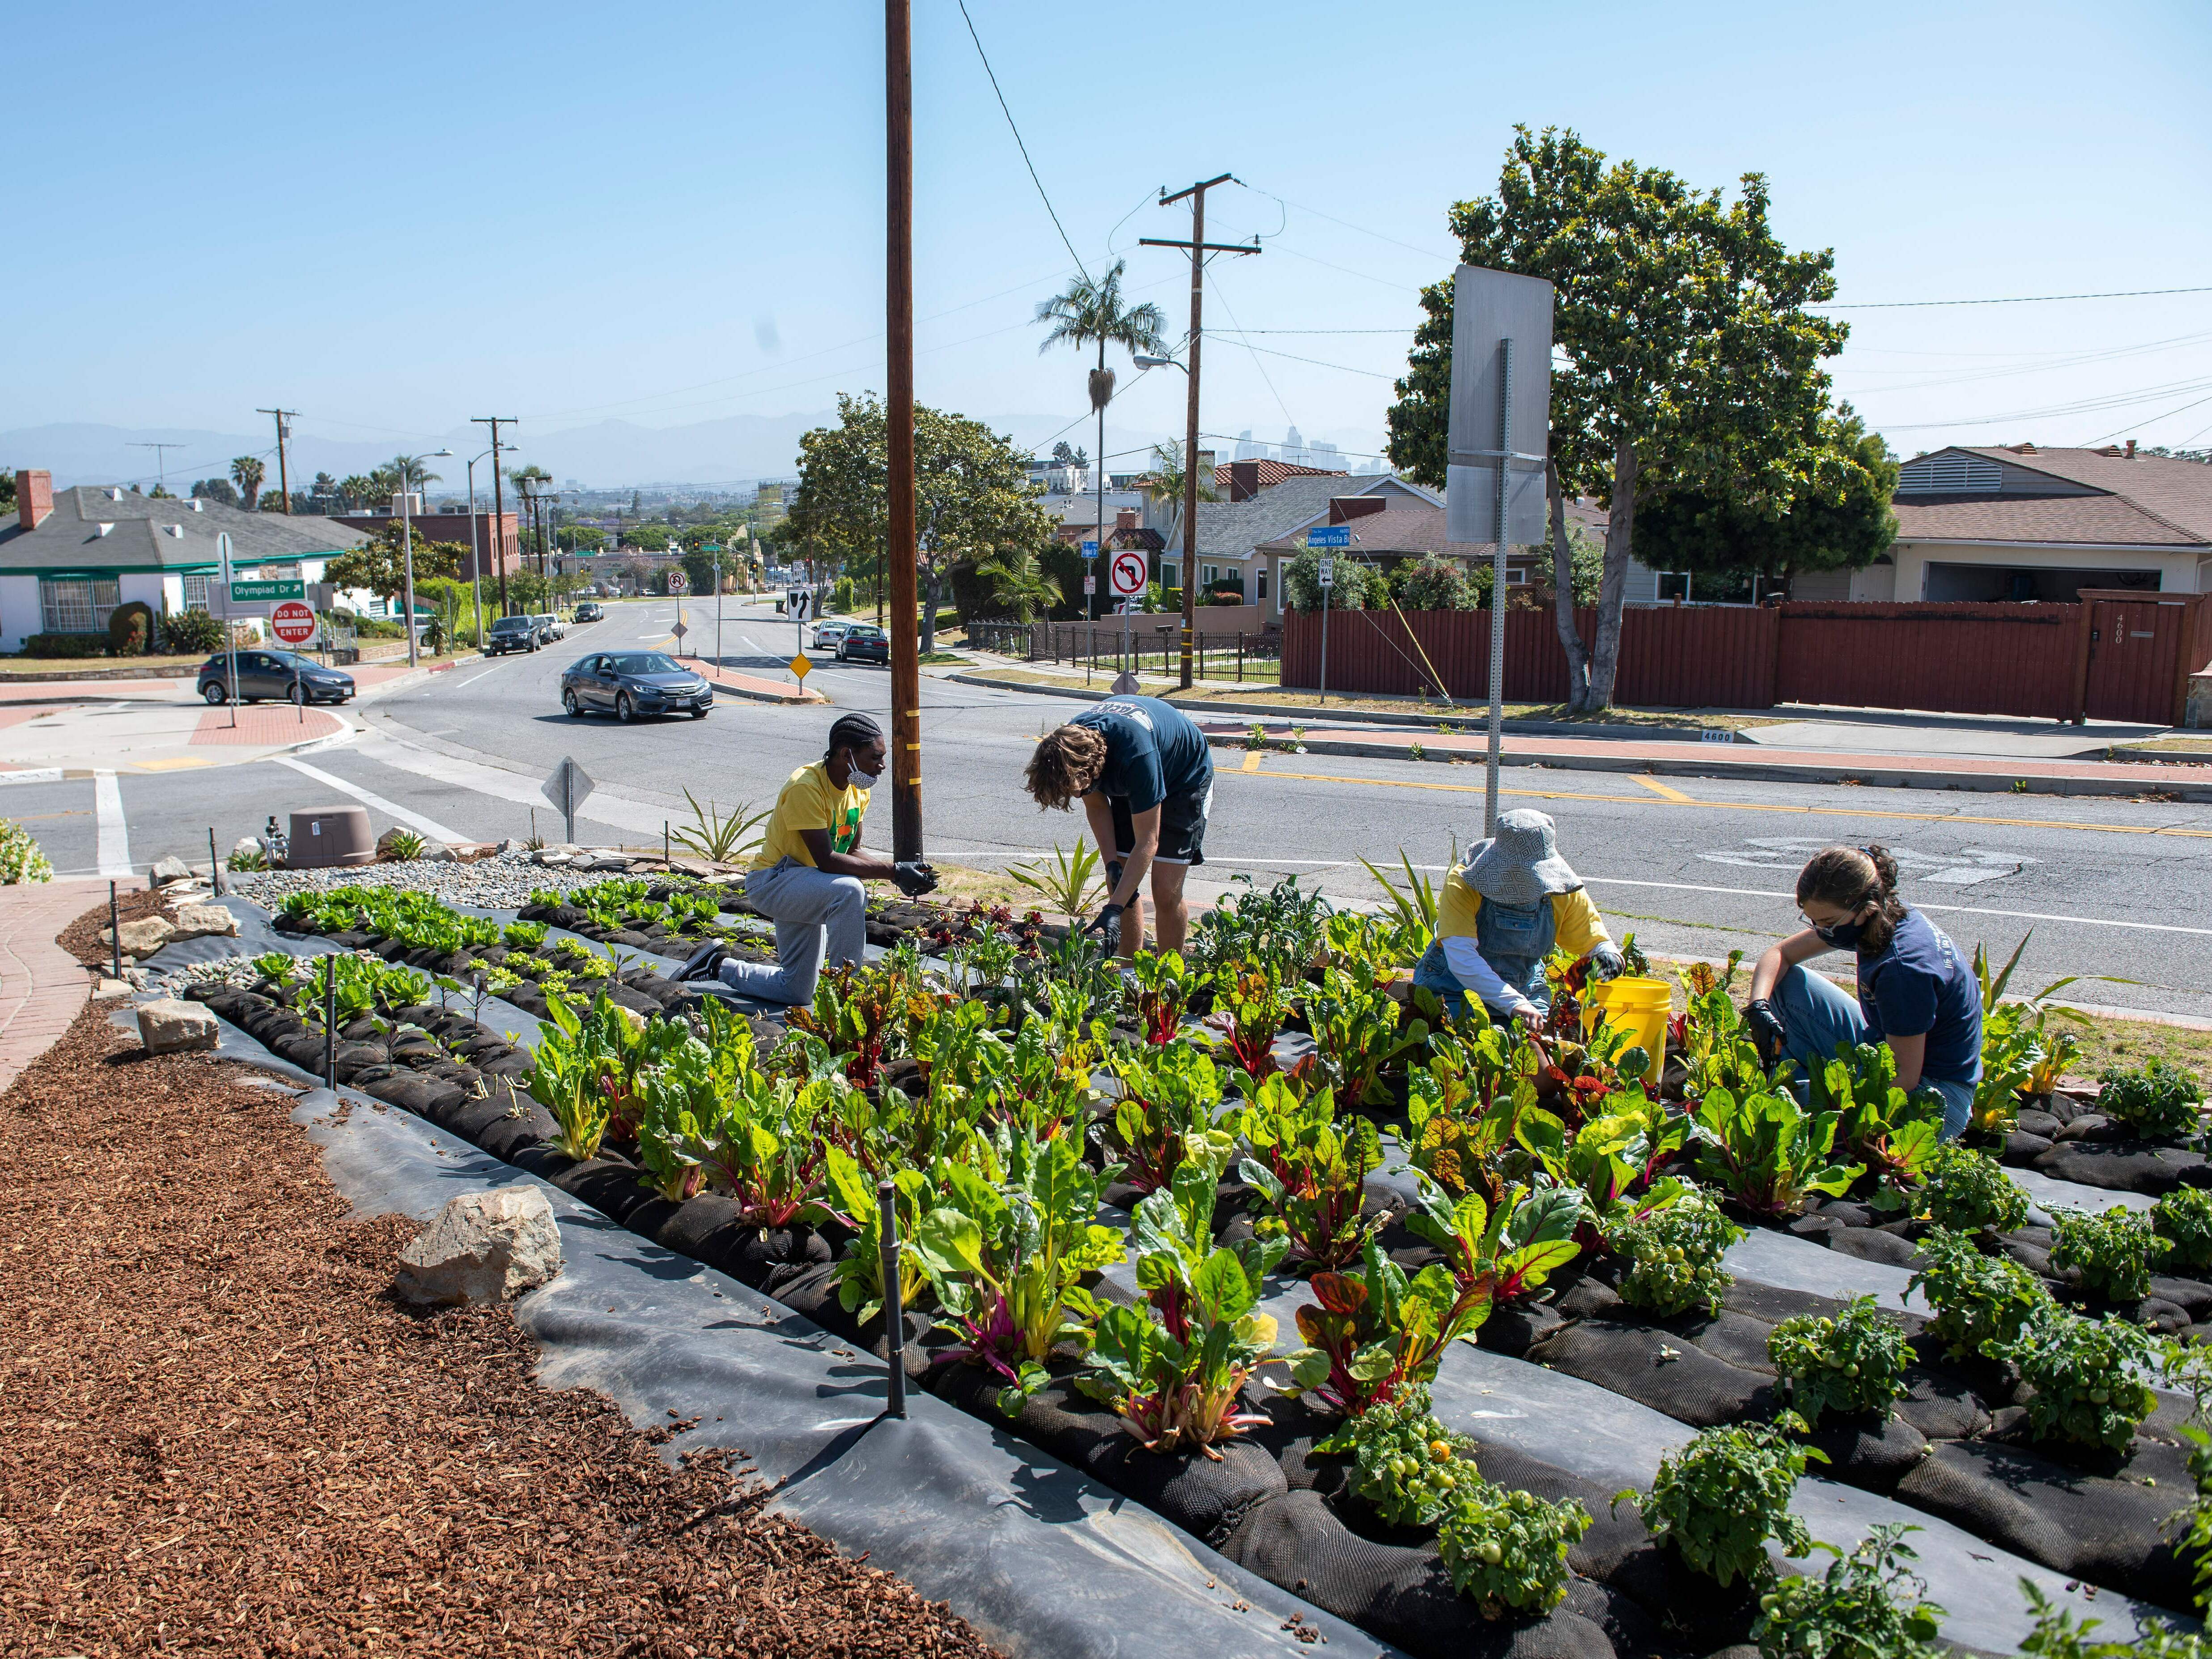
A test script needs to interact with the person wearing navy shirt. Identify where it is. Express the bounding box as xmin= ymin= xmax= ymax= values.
xmin=1022 ymin=695 xmax=1215 ymax=958
xmin=1745 ymin=843 xmax=1984 ymax=1138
